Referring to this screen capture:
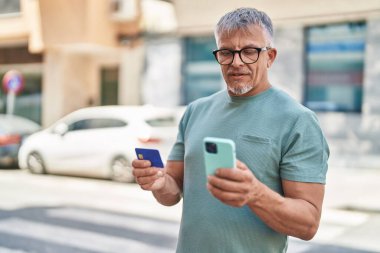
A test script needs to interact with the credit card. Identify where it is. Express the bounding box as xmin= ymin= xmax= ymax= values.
xmin=135 ymin=148 xmax=164 ymax=168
